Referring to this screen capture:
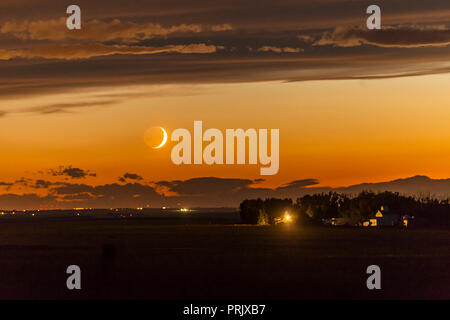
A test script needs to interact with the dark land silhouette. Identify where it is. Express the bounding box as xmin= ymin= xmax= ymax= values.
xmin=240 ymin=191 xmax=450 ymax=226
xmin=0 ymin=204 xmax=448 ymax=299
